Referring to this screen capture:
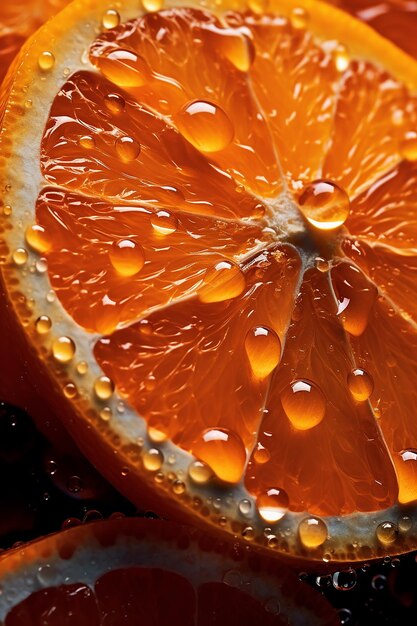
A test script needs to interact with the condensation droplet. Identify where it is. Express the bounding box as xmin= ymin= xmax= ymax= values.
xmin=188 ymin=460 xmax=213 ymax=484
xmin=25 ymin=224 xmax=51 ymax=254
xmin=78 ymin=135 xmax=95 ymax=150
xmin=253 ymin=442 xmax=270 ymax=464
xmin=244 ymin=326 xmax=281 ymax=379
xmin=100 ymin=407 xmax=112 ymax=421
xmin=199 ymin=260 xmax=245 ymax=303
xmin=238 ymin=498 xmax=252 ymax=516
xmin=38 ymin=51 xmax=55 ymax=71
xmin=76 ymin=361 xmax=88 ymax=375
xmin=376 ymin=521 xmax=398 ymax=545
xmin=109 ymin=239 xmax=144 ymax=277
xmin=176 ymin=100 xmax=234 ymax=153
xmin=298 ymin=517 xmax=328 ymax=548
xmin=151 ymin=210 xmax=178 ymax=235
xmin=257 ymin=488 xmax=289 ymax=523
xmin=143 ymin=448 xmax=164 ymax=471
xmin=192 ymin=427 xmax=246 ymax=483
xmin=102 ymin=9 xmax=120 ymax=29
xmin=35 ymin=315 xmax=52 ymax=335
xmin=104 ymin=93 xmax=125 ymax=114
xmin=242 ymin=526 xmax=255 ymax=541
xmin=298 ymin=179 xmax=350 ymax=230
xmin=12 ymin=248 xmax=28 ymax=266
xmin=63 ymin=383 xmax=77 ymax=399
xmin=172 ymin=480 xmax=186 ymax=495
xmin=94 ymin=376 xmax=114 ymax=400
xmin=332 ymin=568 xmax=357 ymax=591
xmin=281 ymin=380 xmax=326 ymax=430
xmin=52 ymin=336 xmax=76 ymax=363
xmin=115 ymin=136 xmax=141 ymax=161
xmin=347 ymin=368 xmax=374 ymax=401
